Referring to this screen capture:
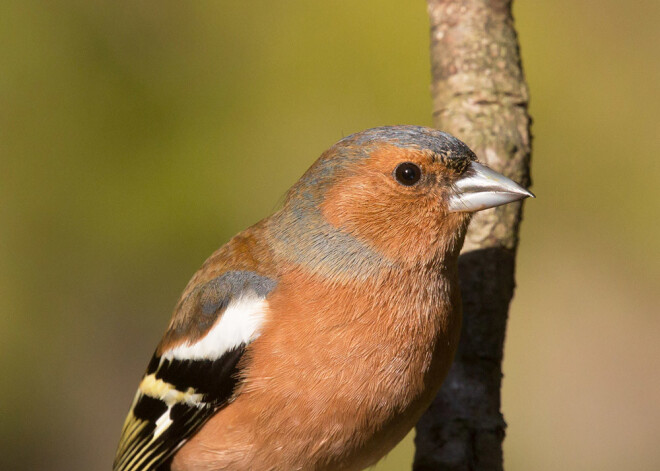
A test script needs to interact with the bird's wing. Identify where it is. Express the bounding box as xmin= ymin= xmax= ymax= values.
xmin=113 ymin=270 xmax=277 ymax=471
